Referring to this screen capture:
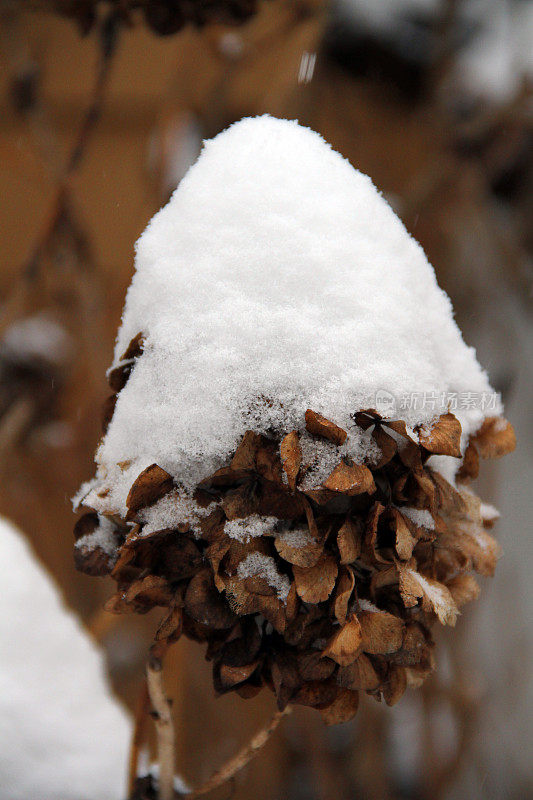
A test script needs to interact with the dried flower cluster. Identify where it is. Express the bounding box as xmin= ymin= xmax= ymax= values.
xmin=40 ymin=0 xmax=262 ymax=36
xmin=75 ymin=332 xmax=515 ymax=725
